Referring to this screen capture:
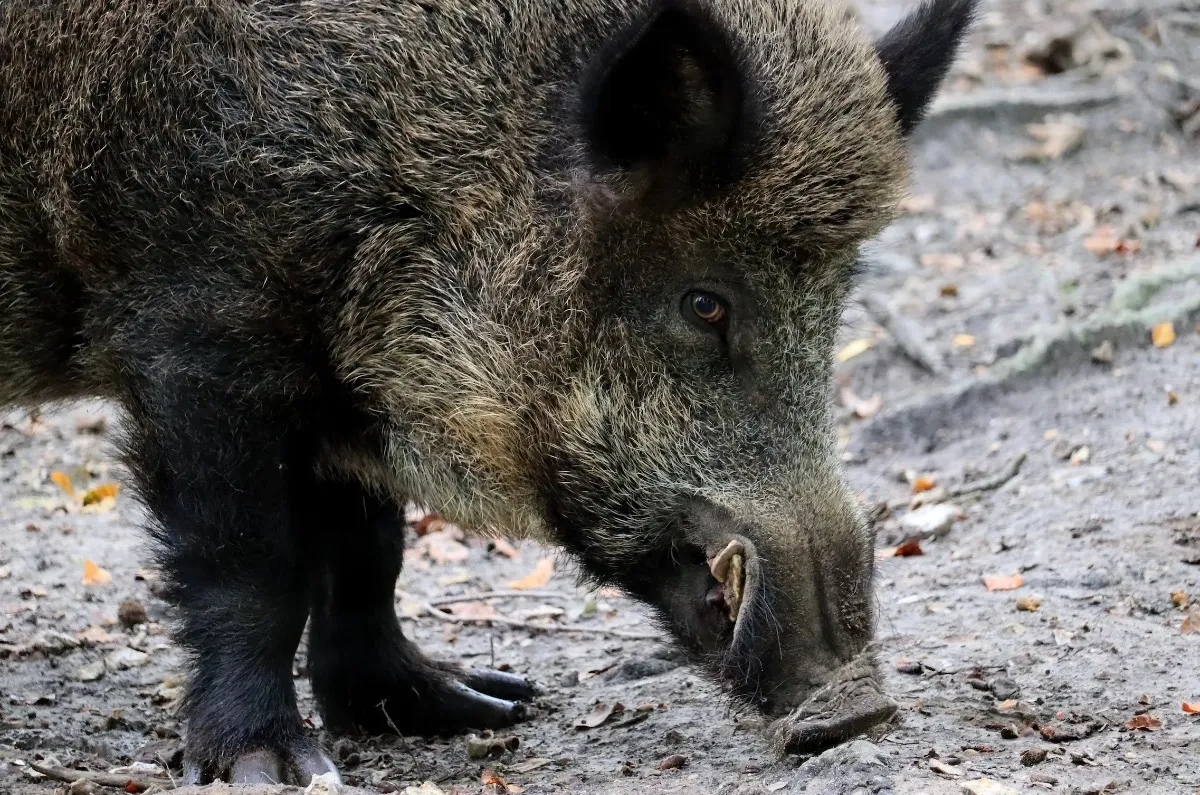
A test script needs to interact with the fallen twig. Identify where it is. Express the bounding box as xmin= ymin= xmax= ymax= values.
xmin=858 ymin=292 xmax=946 ymax=376
xmin=29 ymin=762 xmax=175 ymax=792
xmin=428 ymin=589 xmax=572 ymax=607
xmin=422 ymin=603 xmax=658 ymax=640
xmin=884 ymin=451 xmax=1027 ymax=512
xmin=946 ymin=451 xmax=1028 ymax=499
